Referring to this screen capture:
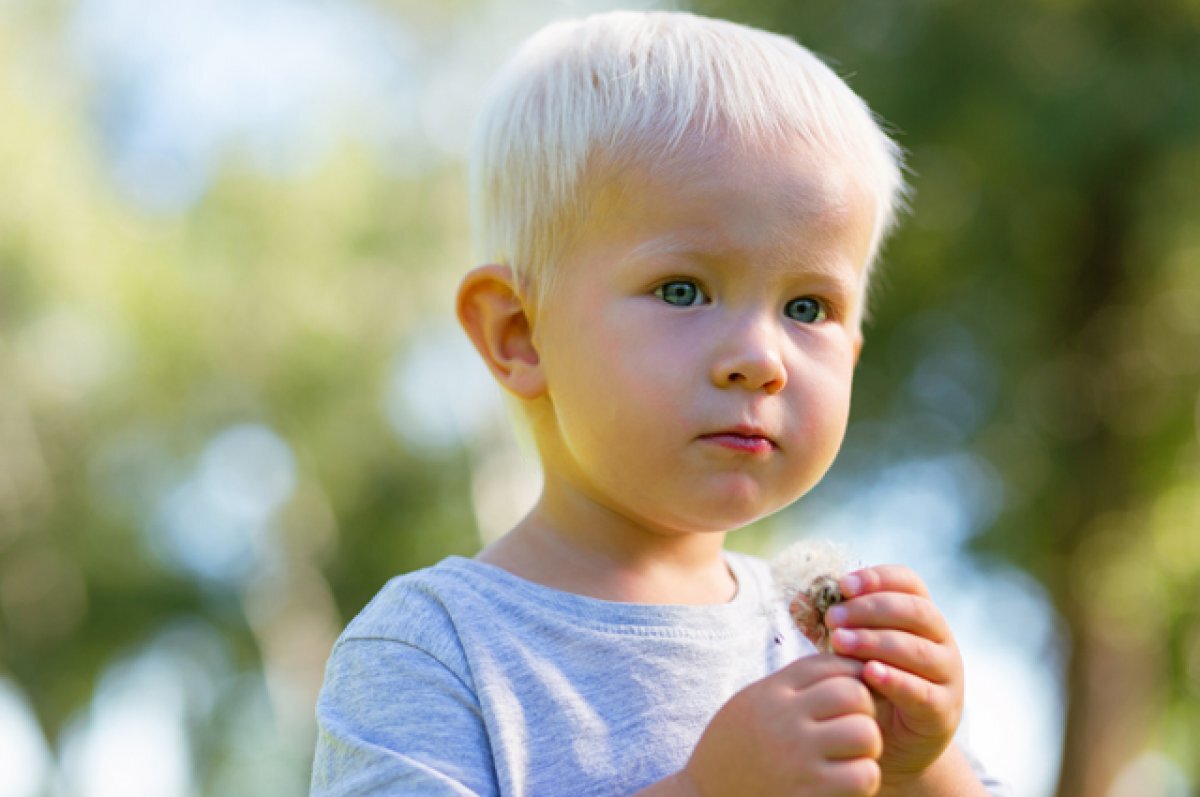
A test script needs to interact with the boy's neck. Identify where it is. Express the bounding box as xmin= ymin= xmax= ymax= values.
xmin=476 ymin=494 xmax=736 ymax=606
